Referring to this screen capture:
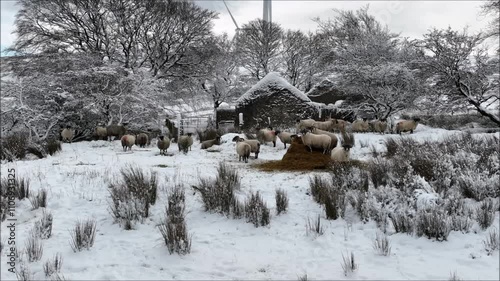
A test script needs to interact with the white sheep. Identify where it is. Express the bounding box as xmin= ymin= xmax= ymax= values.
xmin=396 ymin=118 xmax=421 ymax=134
xmin=371 ymin=118 xmax=388 ymax=134
xmin=257 ymin=127 xmax=277 ymax=147
xmin=330 ymin=144 xmax=352 ymax=162
xmin=310 ymin=127 xmax=338 ymax=150
xmin=275 ymin=130 xmax=293 ymax=149
xmin=61 ymin=126 xmax=75 ymax=143
xmin=312 ymin=119 xmax=337 ymax=132
xmin=94 ymin=124 xmax=107 ymax=140
xmin=352 ymin=118 xmax=370 ymax=133
xmin=121 ymin=134 xmax=136 ymax=151
xmin=301 ymin=130 xmax=332 ymax=154
xmin=234 ymin=137 xmax=251 ymax=163
xmin=178 ymin=133 xmax=194 ymax=153
xmin=296 ymin=118 xmax=316 ymax=132
xmin=330 ymin=118 xmax=347 ymax=132
xmin=232 ymin=136 xmax=260 ymax=159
